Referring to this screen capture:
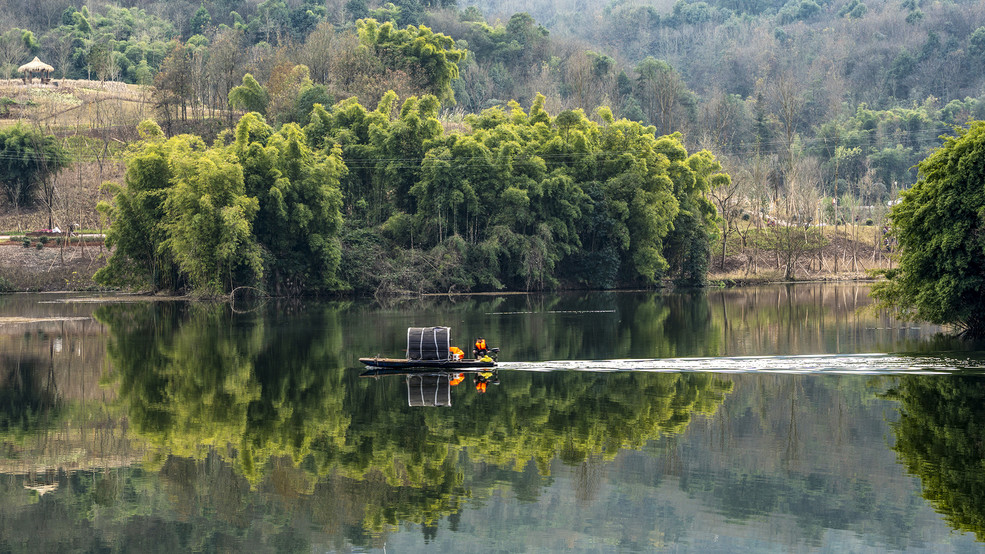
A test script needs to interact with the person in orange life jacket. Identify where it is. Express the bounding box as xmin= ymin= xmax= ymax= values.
xmin=473 ymin=337 xmax=487 ymax=359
